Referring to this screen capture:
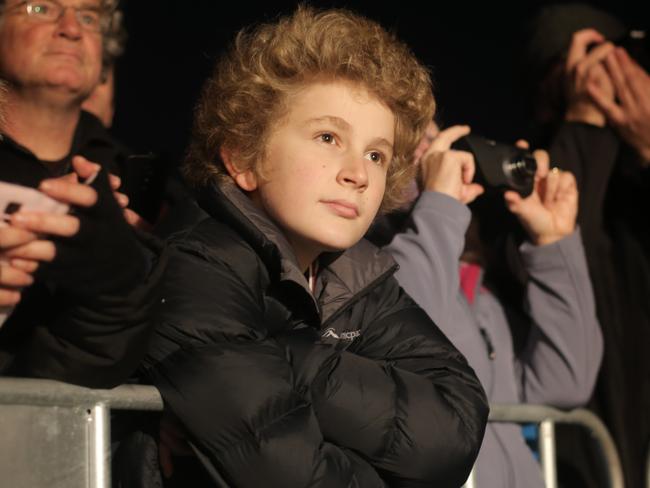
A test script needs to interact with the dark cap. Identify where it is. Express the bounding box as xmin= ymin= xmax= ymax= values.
xmin=525 ymin=3 xmax=626 ymax=78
